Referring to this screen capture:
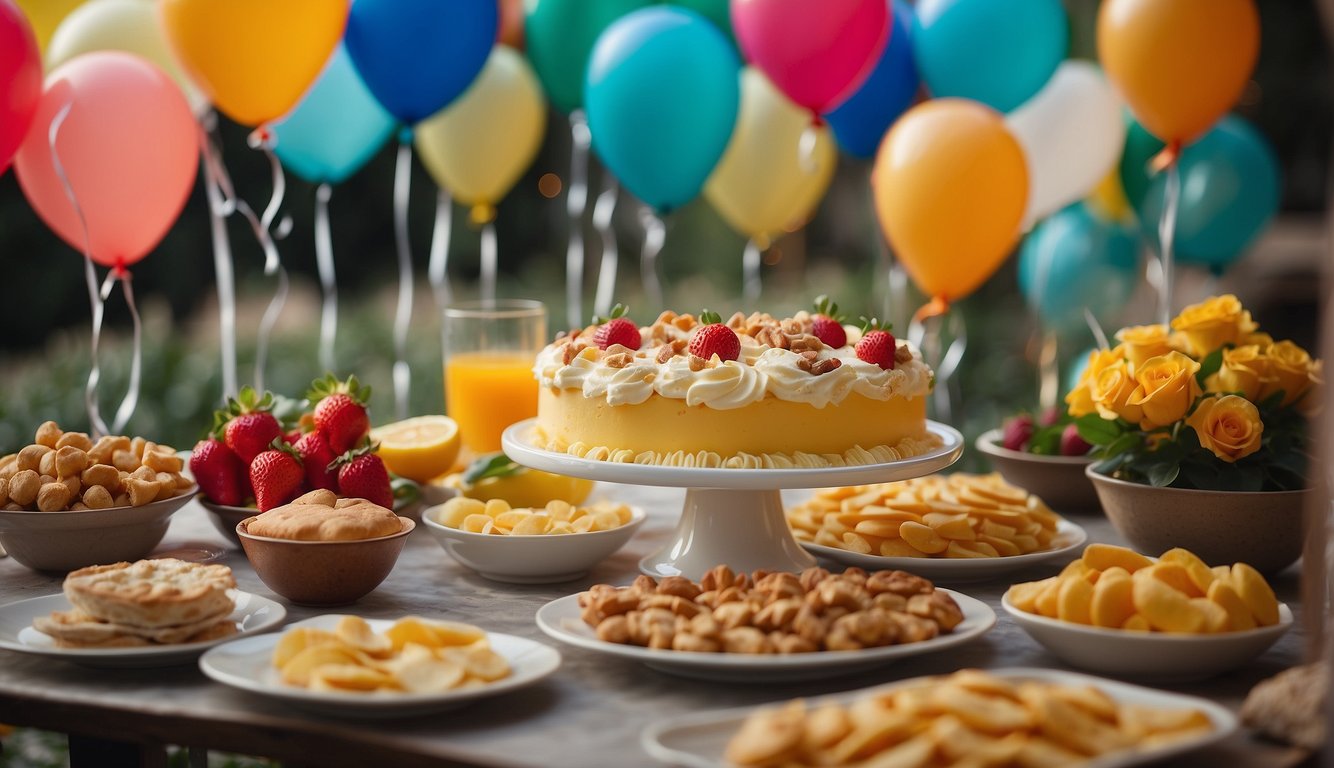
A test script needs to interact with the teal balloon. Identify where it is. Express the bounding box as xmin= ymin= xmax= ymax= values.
xmin=585 ymin=7 xmax=740 ymax=212
xmin=913 ymin=0 xmax=1067 ymax=112
xmin=667 ymin=0 xmax=732 ymax=42
xmin=1117 ymin=115 xmax=1160 ymax=213
xmin=525 ymin=0 xmax=653 ymax=115
xmin=1129 ymin=116 xmax=1281 ymax=273
xmin=272 ymin=46 xmax=396 ymax=185
xmin=1019 ymin=201 xmax=1140 ymax=335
